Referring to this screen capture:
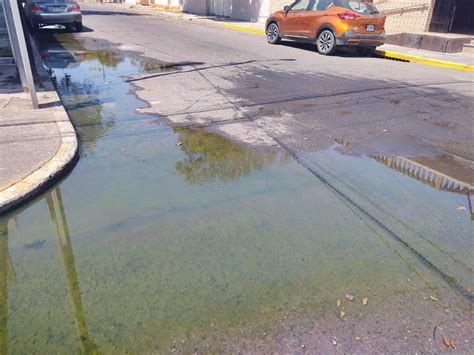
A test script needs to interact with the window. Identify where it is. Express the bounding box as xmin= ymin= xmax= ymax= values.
xmin=310 ymin=0 xmax=334 ymax=11
xmin=334 ymin=0 xmax=379 ymax=14
xmin=291 ymin=0 xmax=311 ymax=11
